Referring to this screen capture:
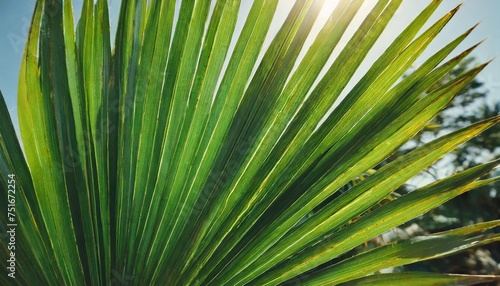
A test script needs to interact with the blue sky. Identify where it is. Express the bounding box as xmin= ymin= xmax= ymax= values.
xmin=1 ymin=0 xmax=499 ymax=137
